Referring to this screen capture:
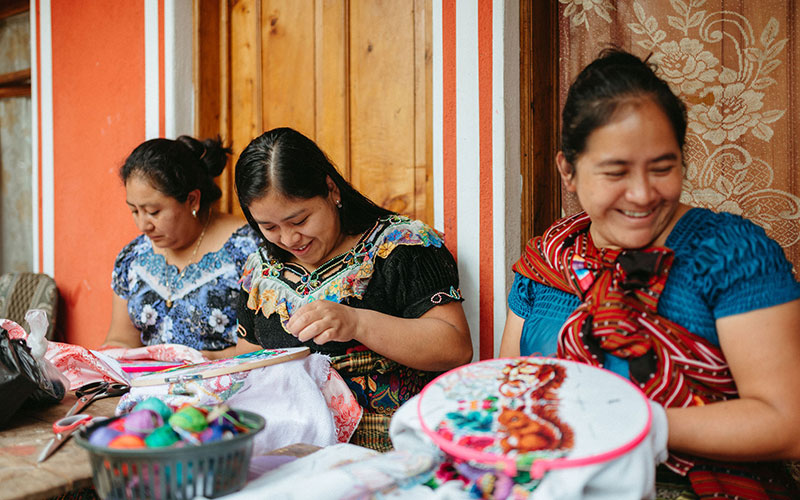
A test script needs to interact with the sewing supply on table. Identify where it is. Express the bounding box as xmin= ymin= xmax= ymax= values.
xmin=131 ymin=346 xmax=310 ymax=387
xmin=74 ymin=402 xmax=265 ymax=500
